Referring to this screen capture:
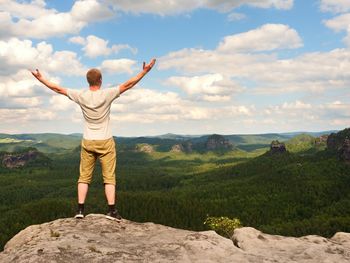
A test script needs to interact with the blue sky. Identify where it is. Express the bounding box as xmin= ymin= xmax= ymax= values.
xmin=1 ymin=0 xmax=350 ymax=136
